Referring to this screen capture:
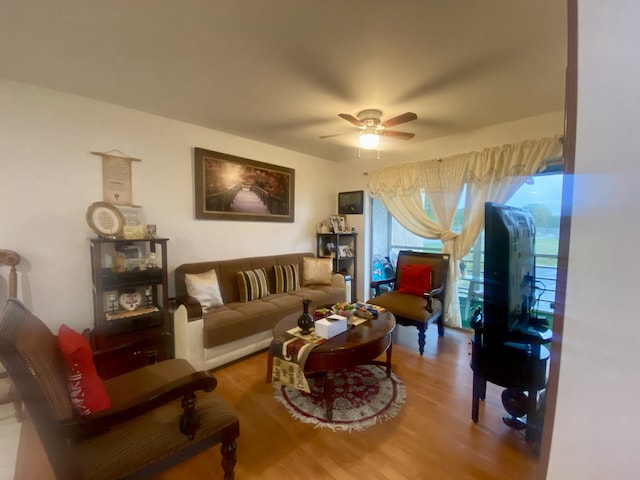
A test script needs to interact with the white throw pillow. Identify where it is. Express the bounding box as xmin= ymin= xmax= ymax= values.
xmin=185 ymin=269 xmax=223 ymax=310
xmin=302 ymin=257 xmax=333 ymax=286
